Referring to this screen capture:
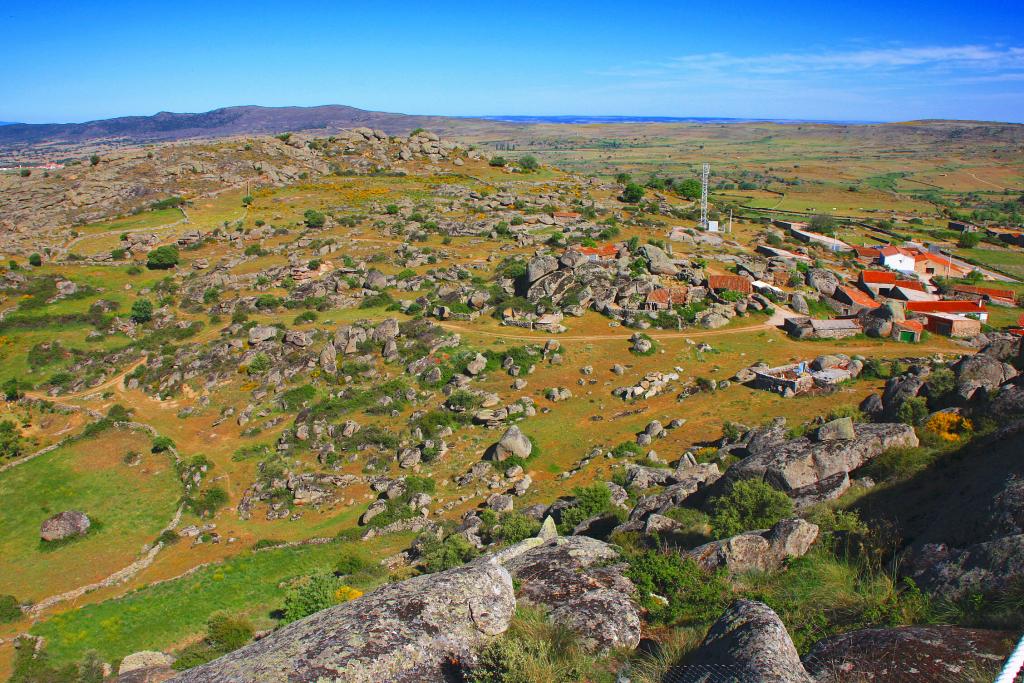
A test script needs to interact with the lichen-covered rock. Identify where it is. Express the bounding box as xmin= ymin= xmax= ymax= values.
xmin=40 ymin=510 xmax=90 ymax=542
xmin=686 ymin=518 xmax=818 ymax=574
xmin=729 ymin=423 xmax=918 ymax=492
xmin=169 ymin=561 xmax=515 ymax=683
xmin=802 ymin=626 xmax=1013 ymax=682
xmin=119 ymin=652 xmax=175 ymax=677
xmin=492 ymin=425 xmax=531 ymax=462
xmin=907 ymin=534 xmax=1024 ymax=601
xmin=624 ymin=462 xmax=722 ymax=524
xmin=953 ymin=353 xmax=1018 ymax=401
xmin=680 ymin=600 xmax=812 ymax=683
xmin=499 ymin=536 xmax=640 ymax=652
